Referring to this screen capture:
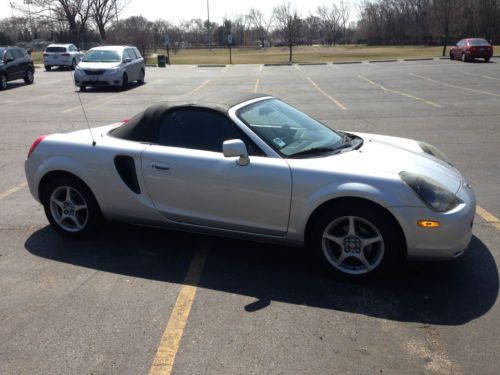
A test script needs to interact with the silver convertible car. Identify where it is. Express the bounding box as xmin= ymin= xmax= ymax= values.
xmin=25 ymin=94 xmax=475 ymax=280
